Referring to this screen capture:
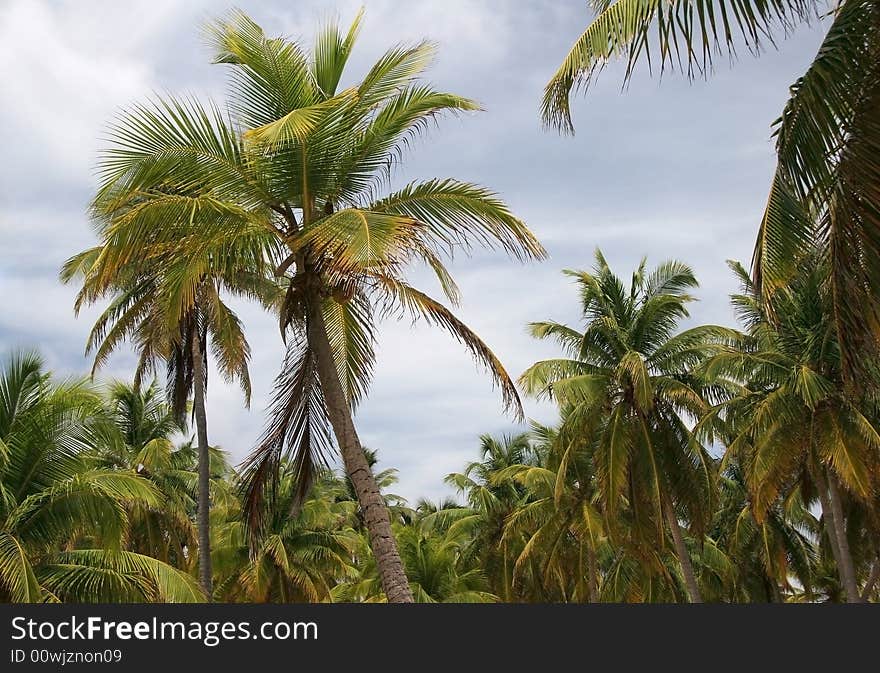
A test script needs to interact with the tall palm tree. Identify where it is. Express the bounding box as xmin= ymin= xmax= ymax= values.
xmin=62 ymin=234 xmax=277 ymax=597
xmin=0 ymin=352 xmax=201 ymax=602
xmin=542 ymin=0 xmax=880 ymax=385
xmin=85 ymin=11 xmax=545 ymax=602
xmin=700 ymin=260 xmax=880 ymax=601
xmin=519 ymin=251 xmax=733 ymax=602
